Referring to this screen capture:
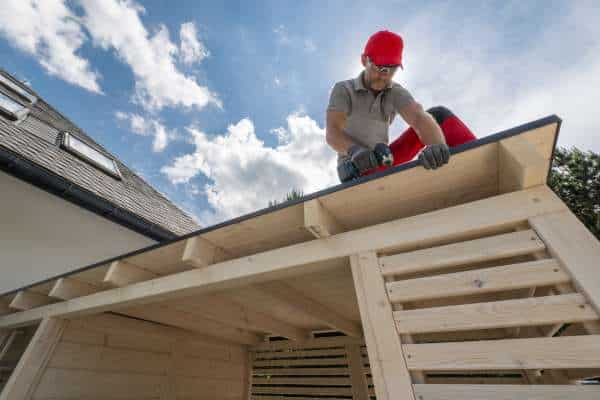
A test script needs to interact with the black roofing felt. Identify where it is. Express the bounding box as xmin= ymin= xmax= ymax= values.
xmin=0 ymin=114 xmax=562 ymax=297
xmin=0 ymin=71 xmax=199 ymax=239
